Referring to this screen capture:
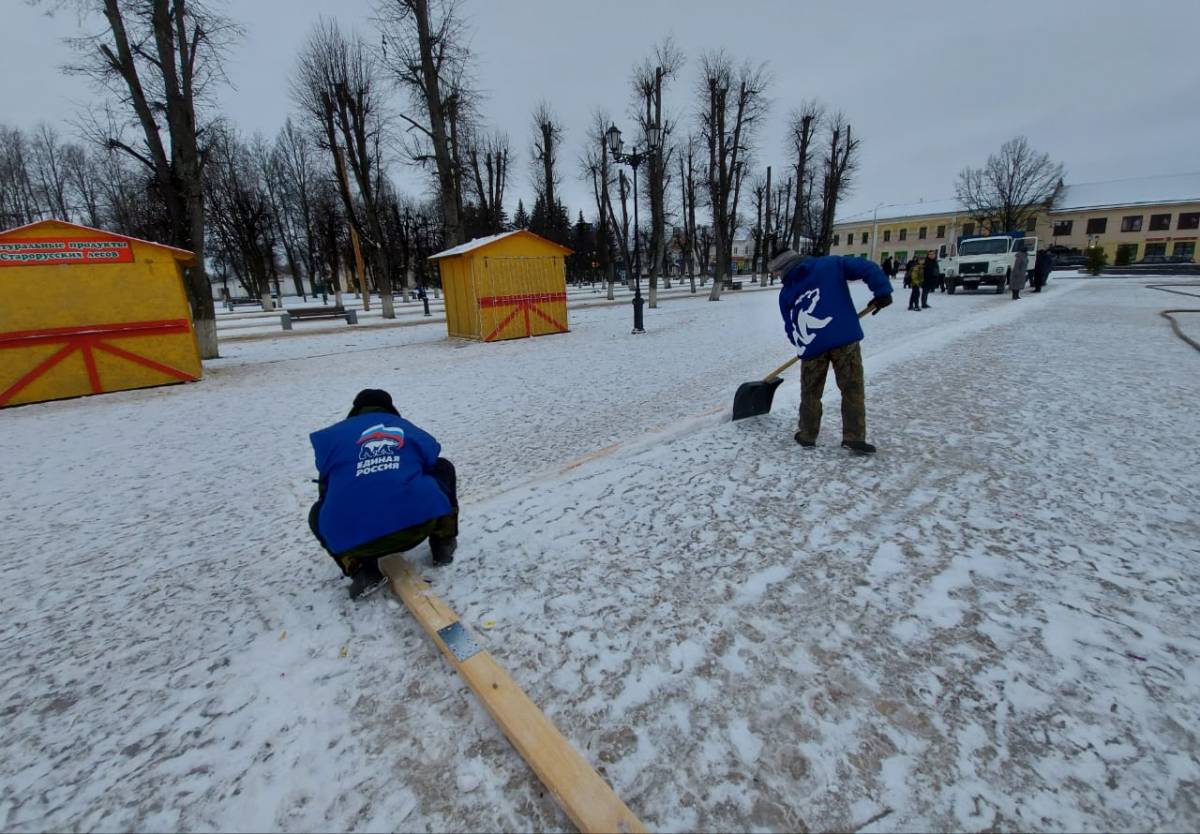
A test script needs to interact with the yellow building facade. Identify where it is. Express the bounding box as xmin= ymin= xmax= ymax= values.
xmin=0 ymin=219 xmax=202 ymax=408
xmin=430 ymin=230 xmax=572 ymax=342
xmin=831 ymin=174 xmax=1200 ymax=264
